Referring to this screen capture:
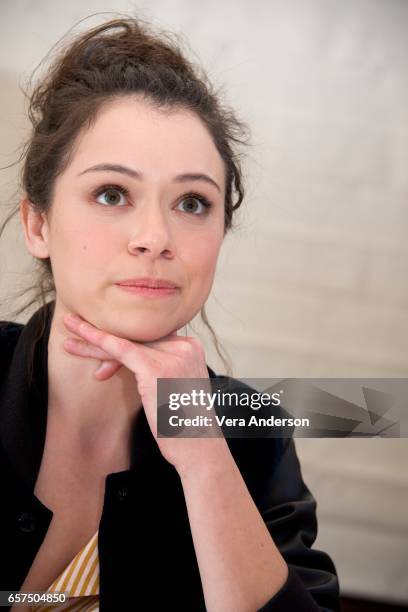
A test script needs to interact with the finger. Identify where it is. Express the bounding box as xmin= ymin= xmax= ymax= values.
xmin=63 ymin=337 xmax=117 ymax=361
xmin=63 ymin=313 xmax=152 ymax=373
xmin=63 ymin=337 xmax=123 ymax=380
xmin=143 ymin=335 xmax=203 ymax=355
xmin=94 ymin=360 xmax=123 ymax=380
